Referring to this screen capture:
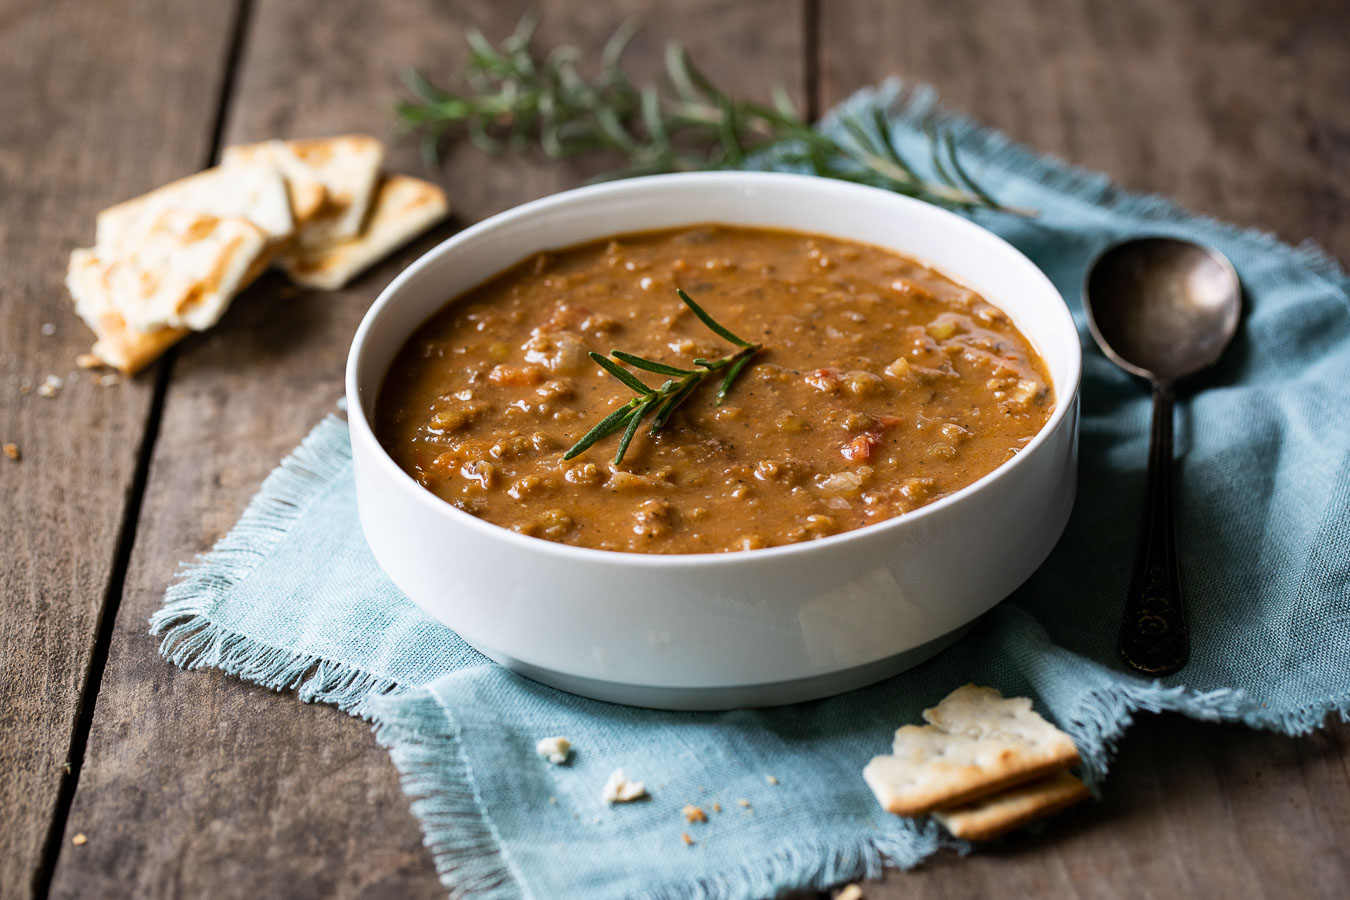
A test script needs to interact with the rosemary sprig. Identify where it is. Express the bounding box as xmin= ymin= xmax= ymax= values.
xmin=563 ymin=289 xmax=759 ymax=465
xmin=396 ymin=14 xmax=1030 ymax=215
